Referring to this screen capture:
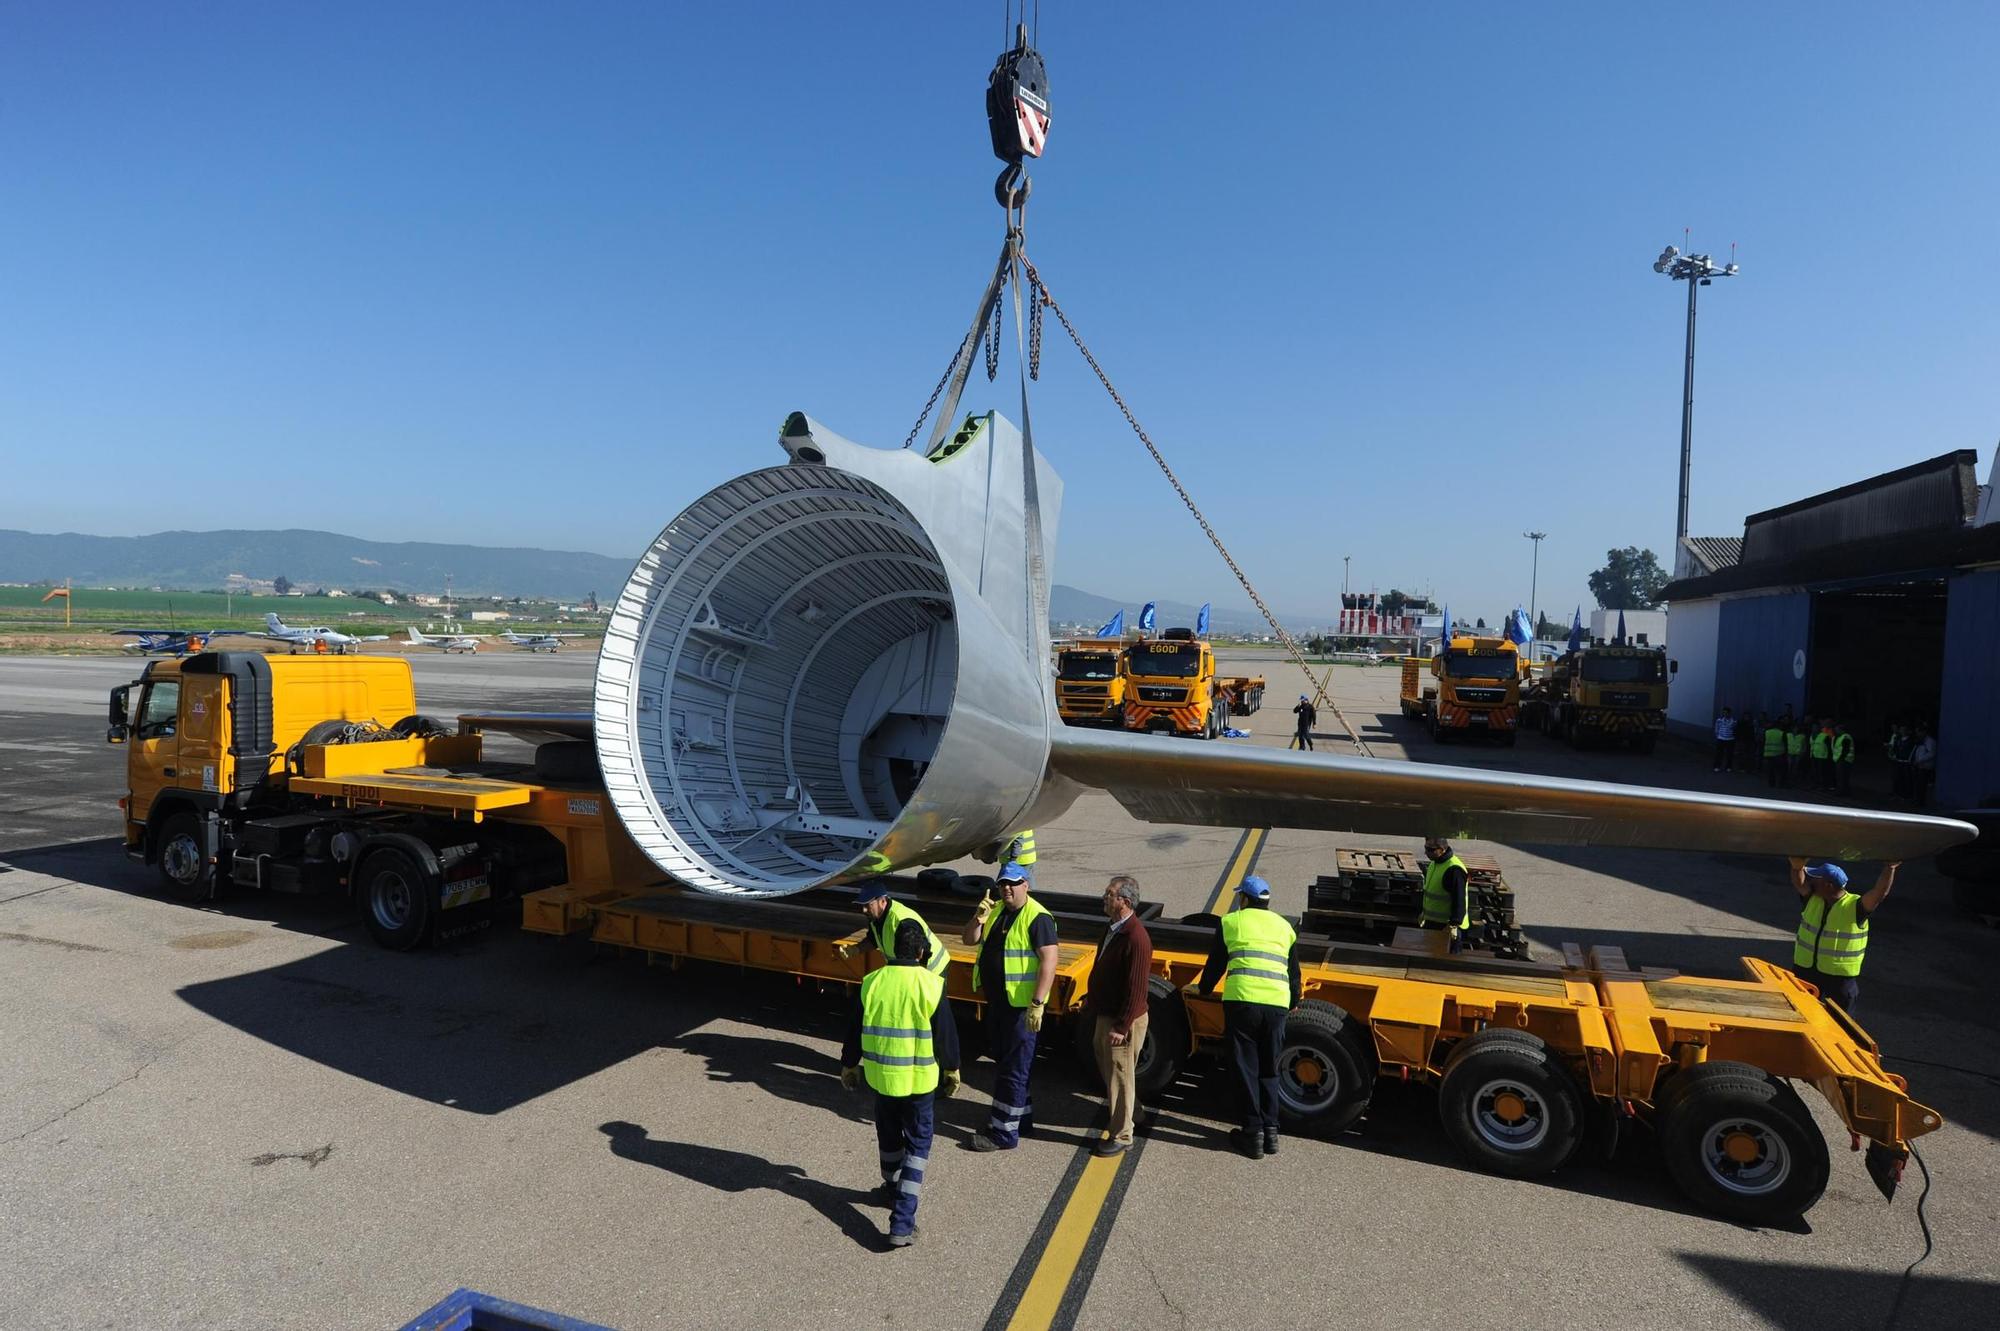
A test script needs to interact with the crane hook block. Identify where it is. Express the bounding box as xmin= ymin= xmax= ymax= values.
xmin=986 ymin=24 xmax=1050 ymax=165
